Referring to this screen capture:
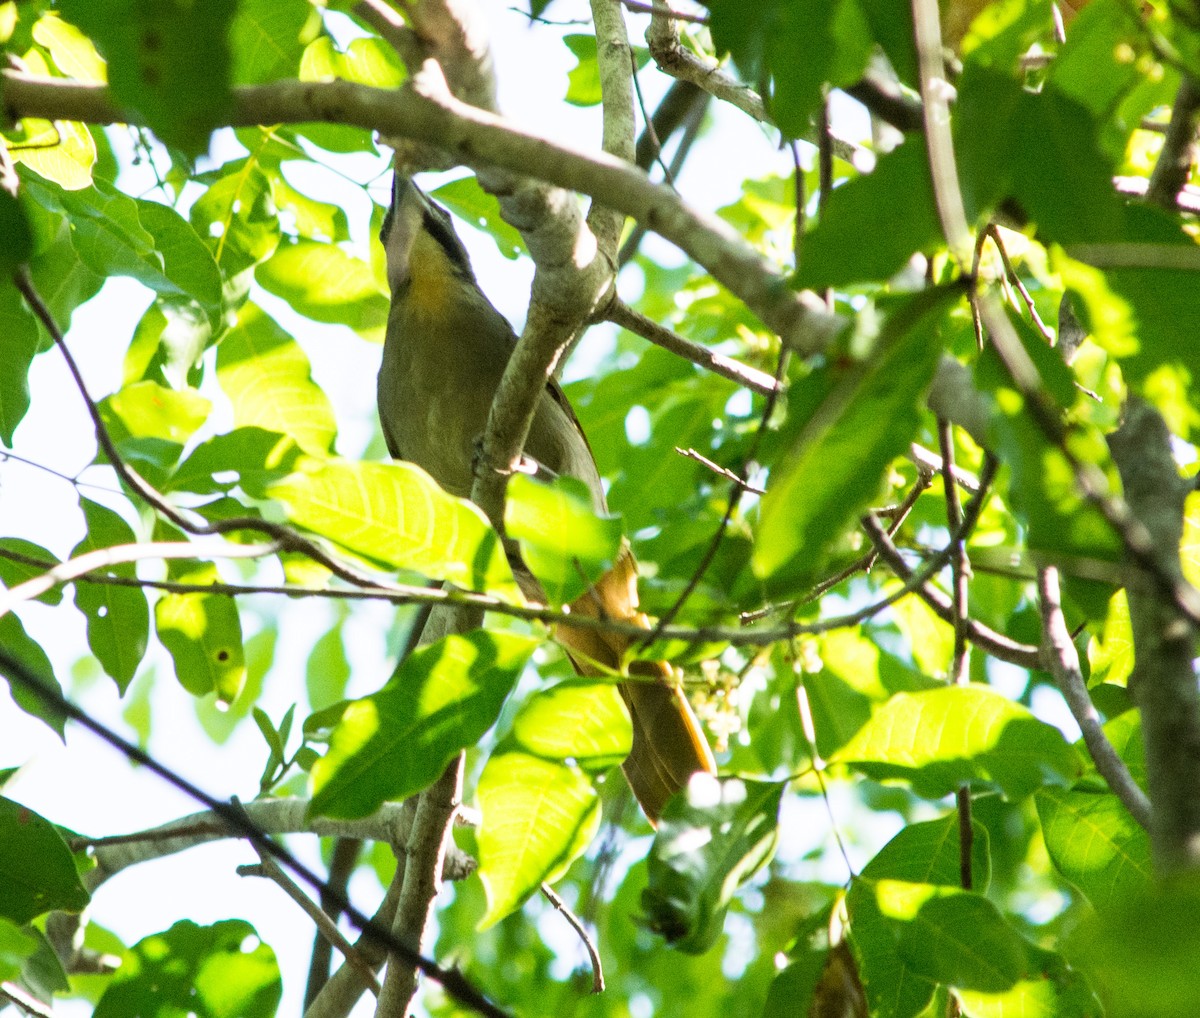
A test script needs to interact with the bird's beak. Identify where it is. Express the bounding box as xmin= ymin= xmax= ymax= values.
xmin=381 ymin=171 xmax=427 ymax=293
